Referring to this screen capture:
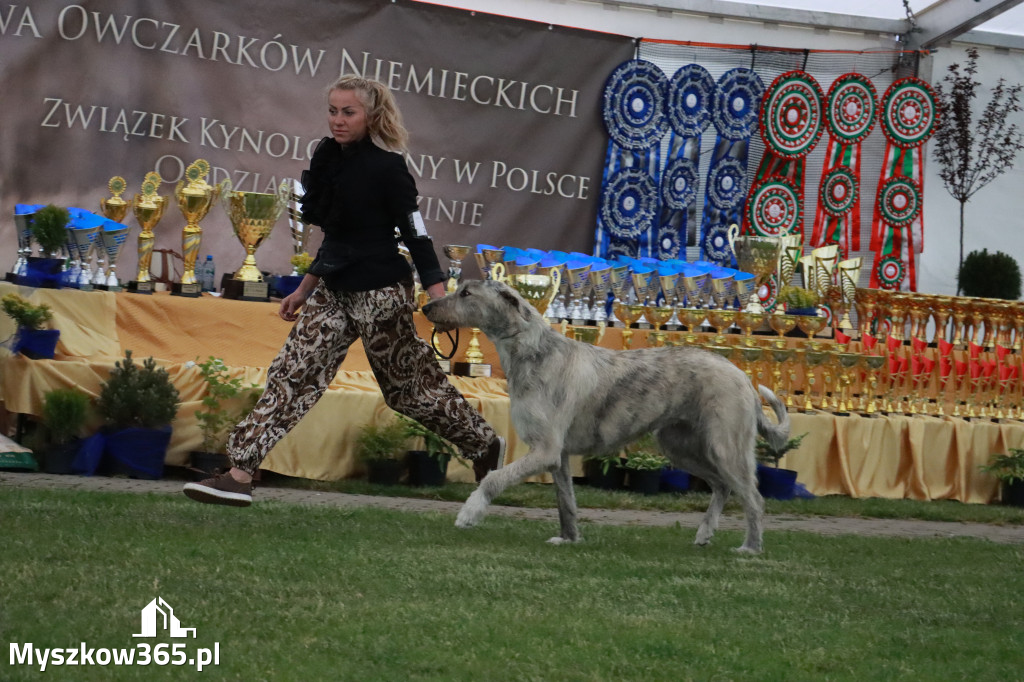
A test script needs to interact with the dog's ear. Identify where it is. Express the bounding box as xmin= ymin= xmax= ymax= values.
xmin=498 ymin=288 xmax=532 ymax=322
